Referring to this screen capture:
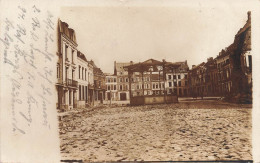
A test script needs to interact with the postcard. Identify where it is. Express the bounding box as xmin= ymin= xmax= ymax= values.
xmin=0 ymin=0 xmax=260 ymax=162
